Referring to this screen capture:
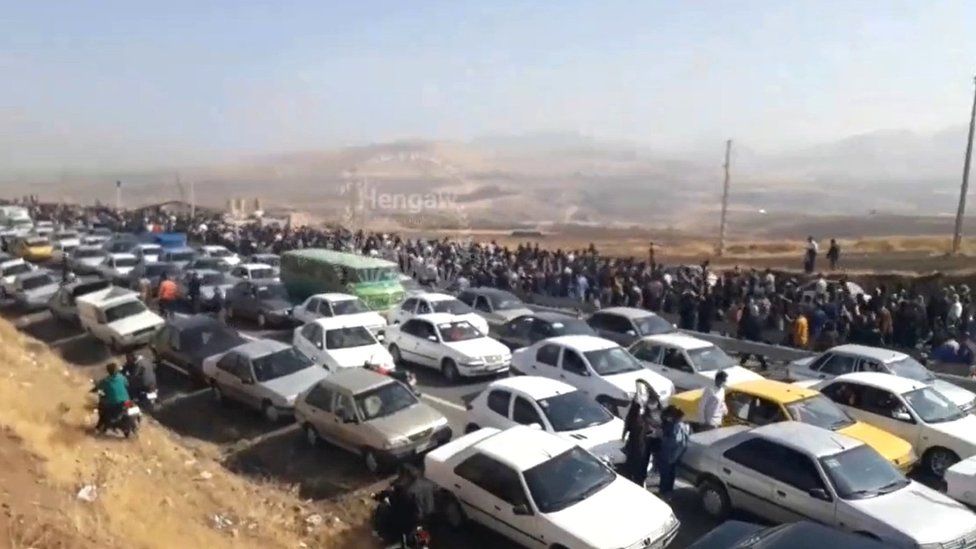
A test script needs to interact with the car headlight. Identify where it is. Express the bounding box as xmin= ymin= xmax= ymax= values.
xmin=383 ymin=436 xmax=408 ymax=449
xmin=433 ymin=417 xmax=448 ymax=428
xmin=461 ymin=358 xmax=485 ymax=367
xmin=963 ymin=399 xmax=976 ymax=413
